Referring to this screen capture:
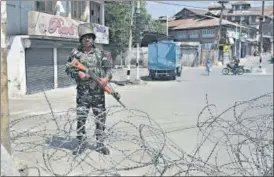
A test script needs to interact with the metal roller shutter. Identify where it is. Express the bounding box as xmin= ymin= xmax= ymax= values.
xmin=57 ymin=48 xmax=76 ymax=88
xmin=25 ymin=48 xmax=54 ymax=94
